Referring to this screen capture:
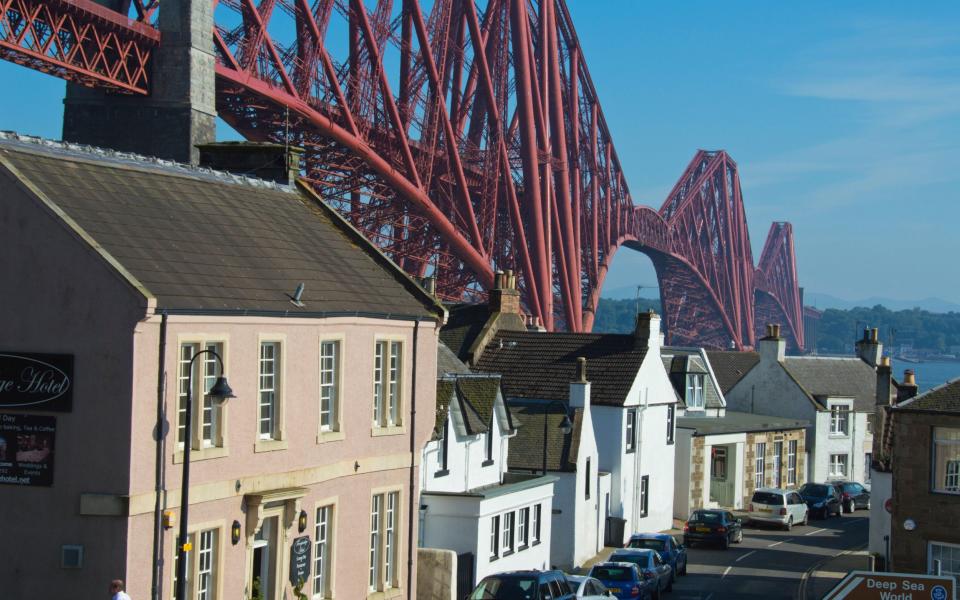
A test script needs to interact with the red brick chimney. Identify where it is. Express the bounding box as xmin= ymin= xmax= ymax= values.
xmin=488 ymin=270 xmax=521 ymax=315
